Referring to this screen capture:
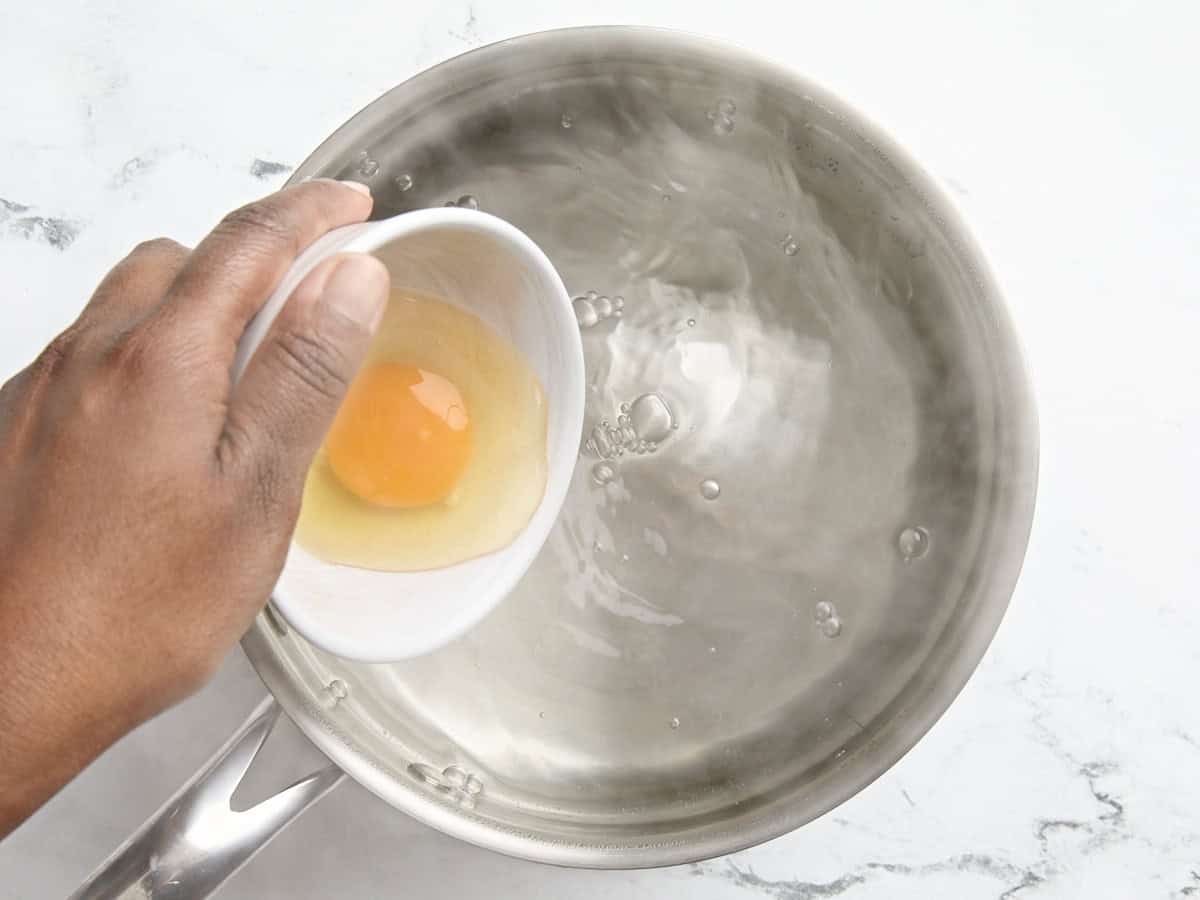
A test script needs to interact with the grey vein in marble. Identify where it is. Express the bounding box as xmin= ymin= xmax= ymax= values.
xmin=250 ymin=158 xmax=293 ymax=180
xmin=696 ymin=854 xmax=1043 ymax=900
xmin=112 ymin=154 xmax=159 ymax=187
xmin=1 ymin=198 xmax=81 ymax=250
